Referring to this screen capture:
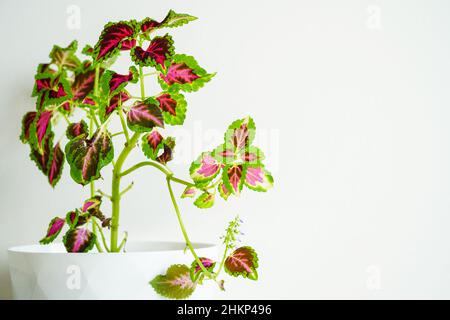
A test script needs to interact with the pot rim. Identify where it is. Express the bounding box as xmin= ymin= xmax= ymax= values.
xmin=8 ymin=241 xmax=218 ymax=255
